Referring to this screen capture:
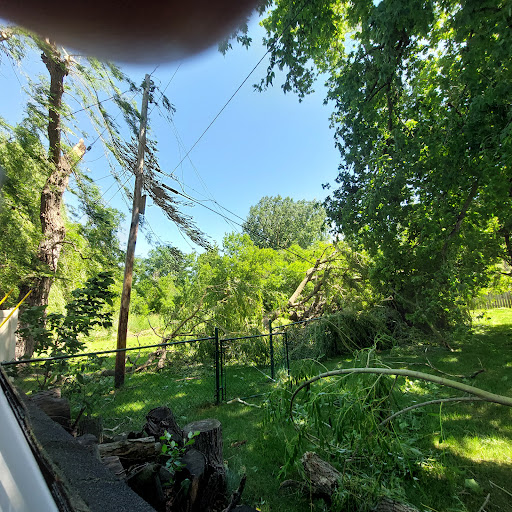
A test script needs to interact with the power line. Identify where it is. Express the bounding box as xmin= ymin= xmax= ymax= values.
xmin=66 ymin=88 xmax=132 ymax=117
xmin=104 ymin=170 xmax=132 ymax=204
xmin=84 ymin=89 xmax=139 ymax=153
xmin=149 ymin=62 xmax=182 ymax=117
xmin=161 ymin=182 xmax=315 ymax=264
xmin=167 ymin=0 xmax=311 ymax=174
xmin=155 ymin=105 xmax=239 ymax=232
